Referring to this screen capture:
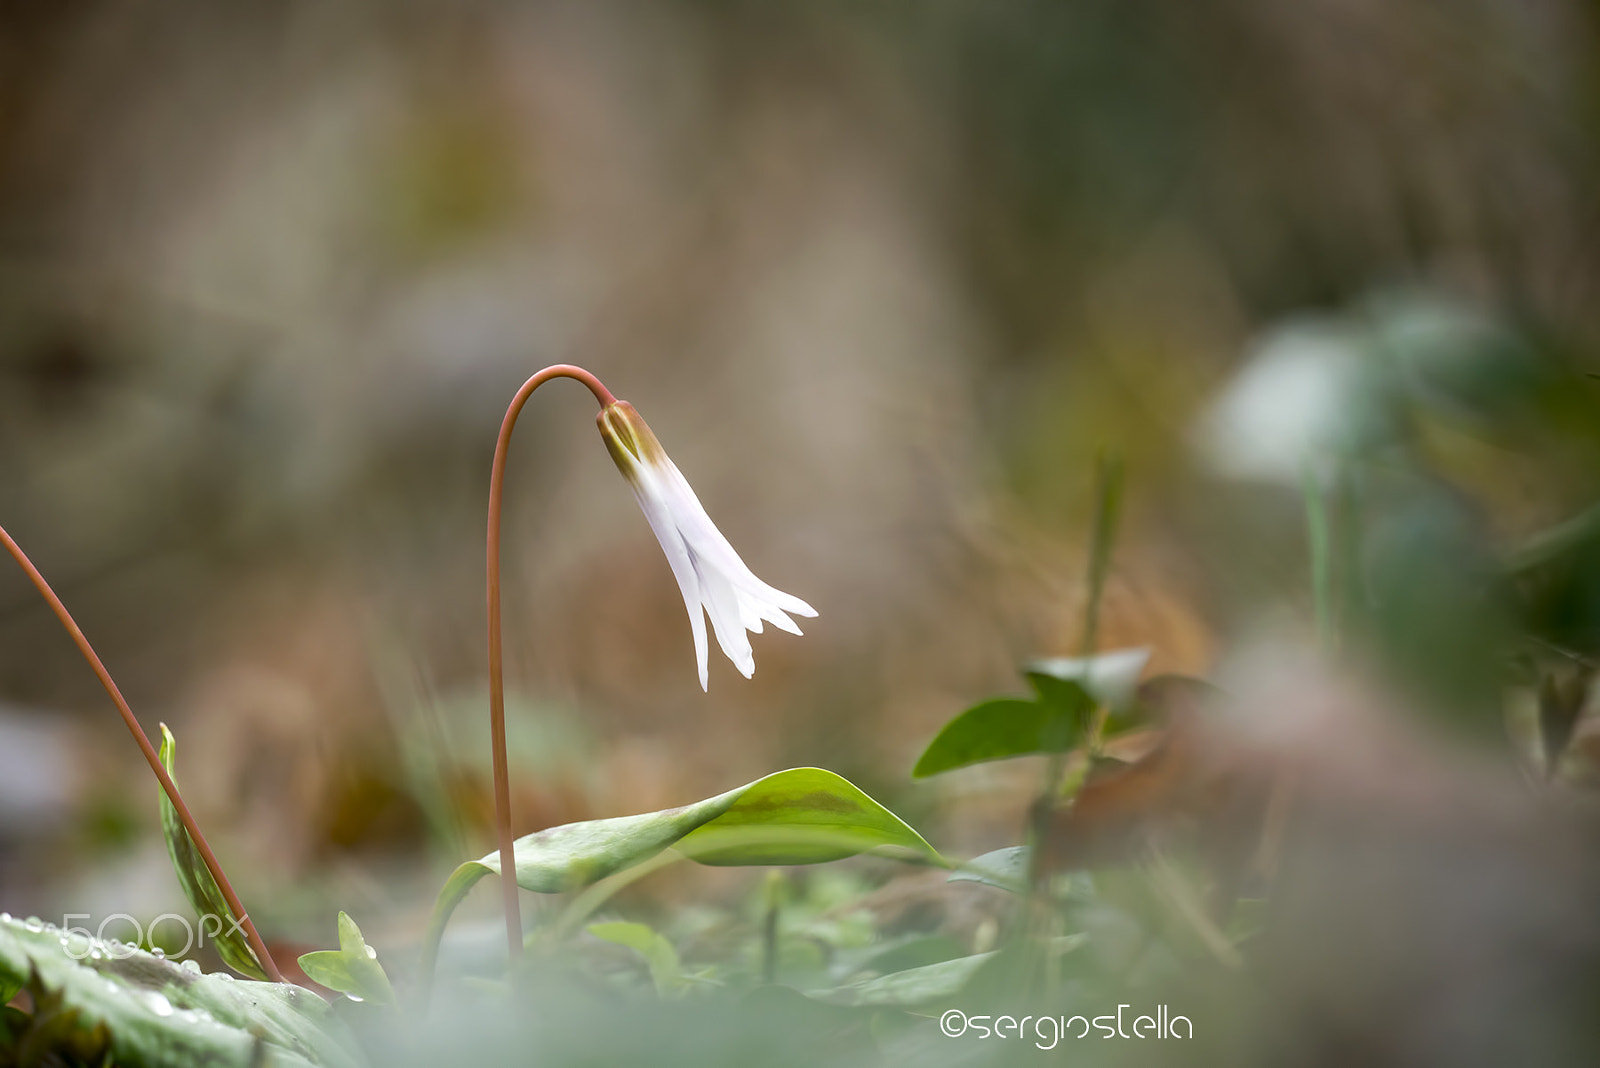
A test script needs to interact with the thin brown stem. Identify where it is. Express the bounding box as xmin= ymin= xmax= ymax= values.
xmin=0 ymin=524 xmax=284 ymax=983
xmin=487 ymin=364 xmax=617 ymax=961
